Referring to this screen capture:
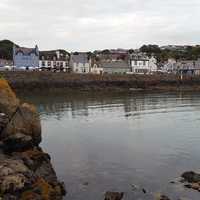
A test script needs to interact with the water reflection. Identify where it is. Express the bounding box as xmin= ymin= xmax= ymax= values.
xmin=18 ymin=90 xmax=200 ymax=200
